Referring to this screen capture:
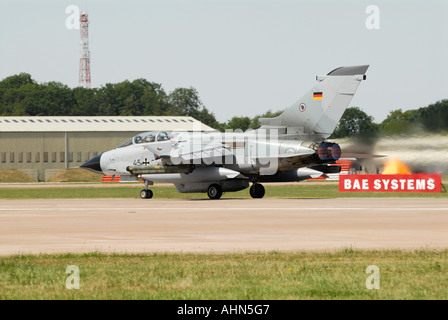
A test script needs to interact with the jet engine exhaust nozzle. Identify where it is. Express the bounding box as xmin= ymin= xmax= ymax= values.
xmin=317 ymin=143 xmax=341 ymax=161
